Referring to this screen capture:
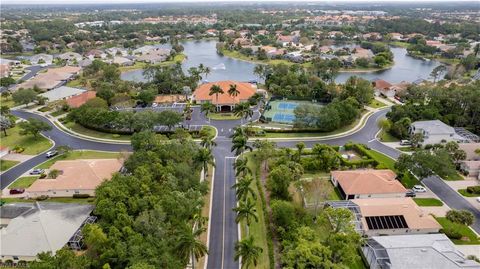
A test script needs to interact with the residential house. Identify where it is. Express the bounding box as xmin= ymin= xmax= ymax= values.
xmin=330 ymin=169 xmax=407 ymax=200
xmin=106 ymin=47 xmax=128 ymax=57
xmin=192 ymin=80 xmax=257 ymax=112
xmin=390 ymin=81 xmax=410 ymax=99
xmin=390 ymin=32 xmax=404 ymax=41
xmin=233 ymin=38 xmax=252 ymax=47
xmin=0 ymin=202 xmax=94 ymax=262
xmin=30 ymin=54 xmax=53 ymax=66
xmin=0 ymin=58 xmax=20 ymax=66
xmin=410 ymin=120 xmax=467 ymax=146
xmin=26 ymin=158 xmax=123 ymax=198
xmin=66 ymin=91 xmax=96 ymax=108
xmin=277 ymin=35 xmax=298 ymax=47
xmin=372 ymin=79 xmax=394 ymax=97
xmin=85 ymin=49 xmax=107 ymax=60
xmin=136 ymin=48 xmax=171 ymax=64
xmin=0 ymin=64 xmax=10 ymax=78
xmin=112 ymin=56 xmax=133 ymax=66
xmin=353 ymin=198 xmax=441 ymax=236
xmin=16 ymin=66 xmax=81 ymax=91
xmin=57 ymin=52 xmax=83 ymax=65
xmin=205 ymin=29 xmax=218 ymax=37
xmin=362 ymin=234 xmax=480 ymax=269
xmin=133 ymin=45 xmax=156 ymax=55
xmin=39 ymin=86 xmax=86 ymax=102
xmin=222 ymin=29 xmax=236 ymax=37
